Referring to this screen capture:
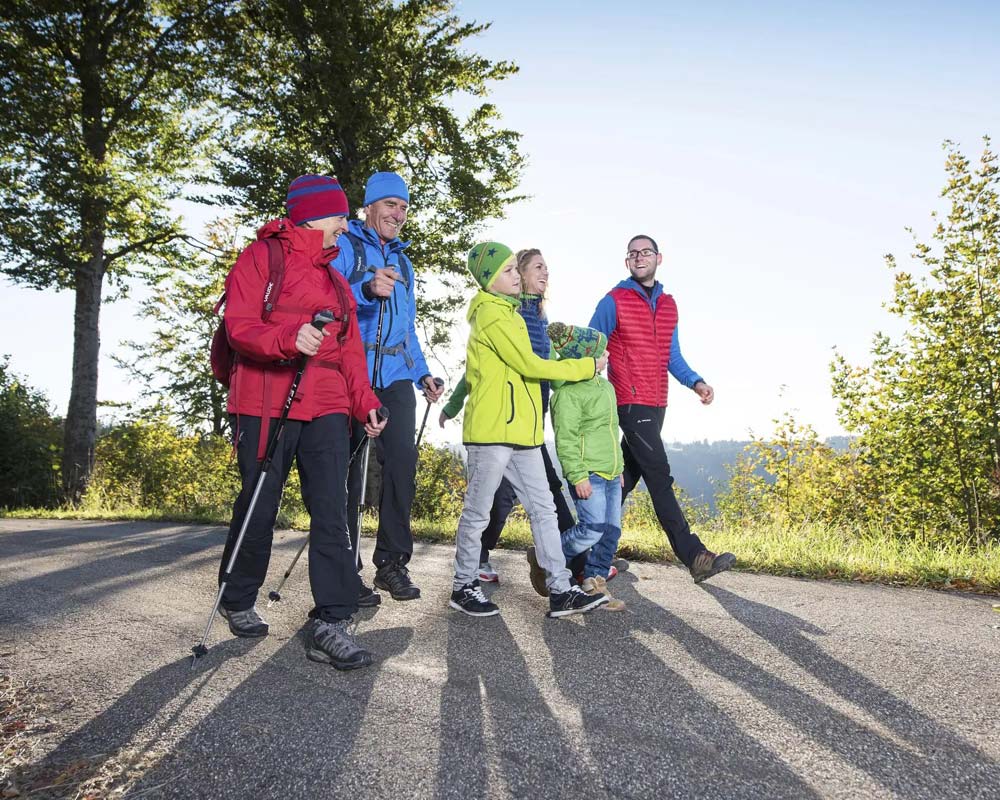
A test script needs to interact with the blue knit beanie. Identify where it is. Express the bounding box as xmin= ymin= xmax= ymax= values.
xmin=364 ymin=172 xmax=409 ymax=206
